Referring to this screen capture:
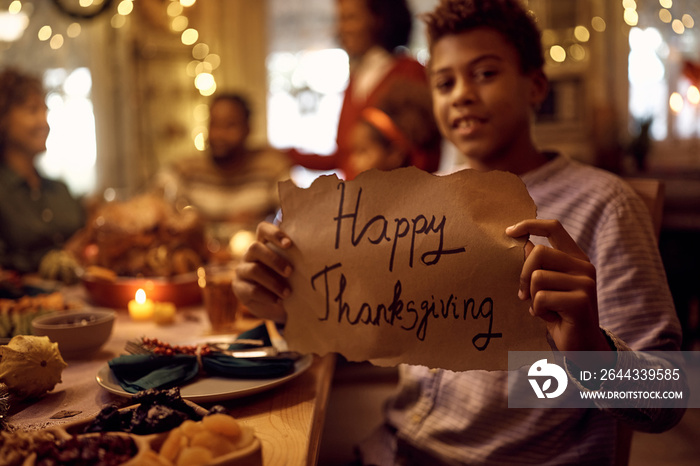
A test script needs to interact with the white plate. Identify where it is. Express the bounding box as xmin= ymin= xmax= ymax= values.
xmin=96 ymin=353 xmax=313 ymax=403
